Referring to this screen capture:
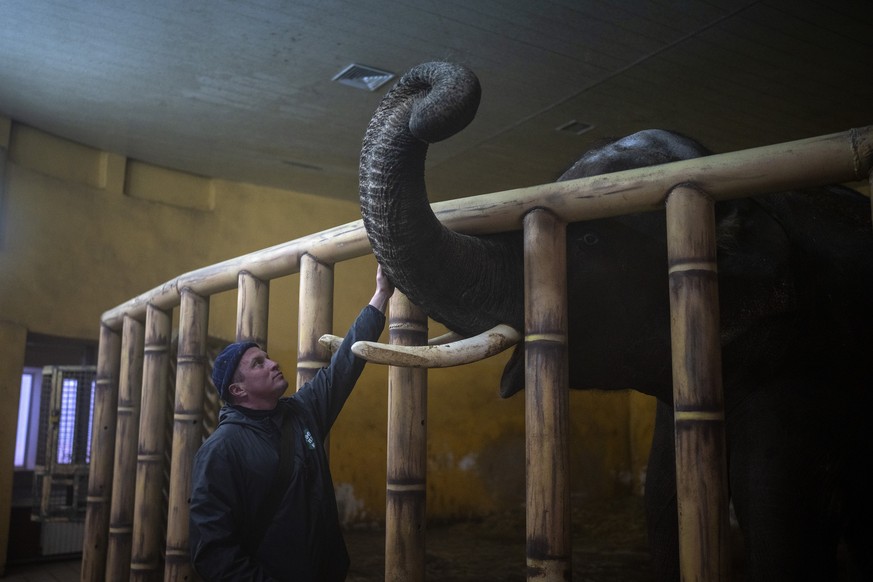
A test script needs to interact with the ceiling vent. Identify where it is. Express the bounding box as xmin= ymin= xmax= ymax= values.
xmin=556 ymin=120 xmax=594 ymax=135
xmin=332 ymin=63 xmax=395 ymax=91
